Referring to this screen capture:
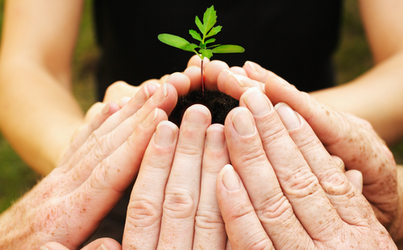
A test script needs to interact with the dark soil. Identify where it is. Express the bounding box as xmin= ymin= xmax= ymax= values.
xmin=169 ymin=90 xmax=239 ymax=126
